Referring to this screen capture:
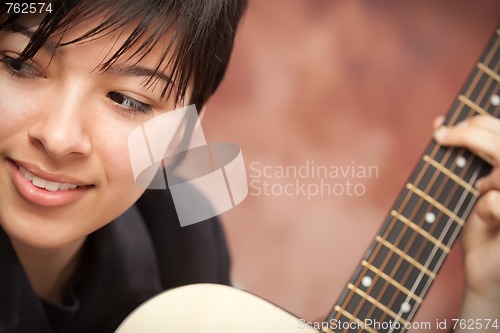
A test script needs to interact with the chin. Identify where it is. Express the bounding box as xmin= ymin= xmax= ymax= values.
xmin=0 ymin=214 xmax=91 ymax=250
